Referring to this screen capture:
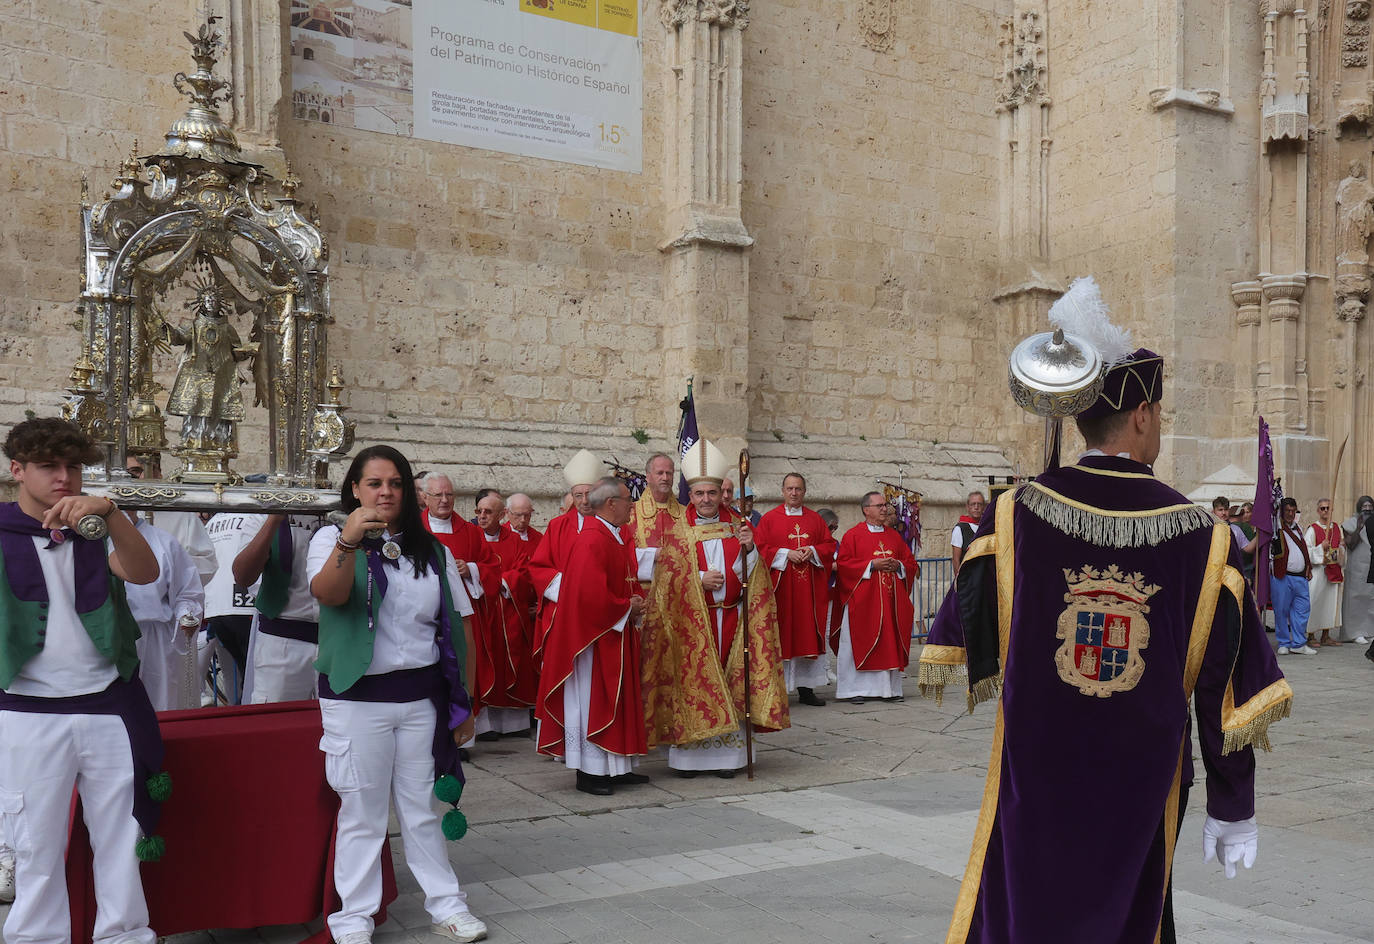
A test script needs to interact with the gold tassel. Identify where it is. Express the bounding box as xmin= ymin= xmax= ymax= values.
xmin=966 ymin=674 xmax=1002 ymax=713
xmin=917 ymin=662 xmax=966 ymax=707
xmin=1222 ymin=698 xmax=1292 ymax=754
xmin=1019 ymin=484 xmax=1215 ymax=549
